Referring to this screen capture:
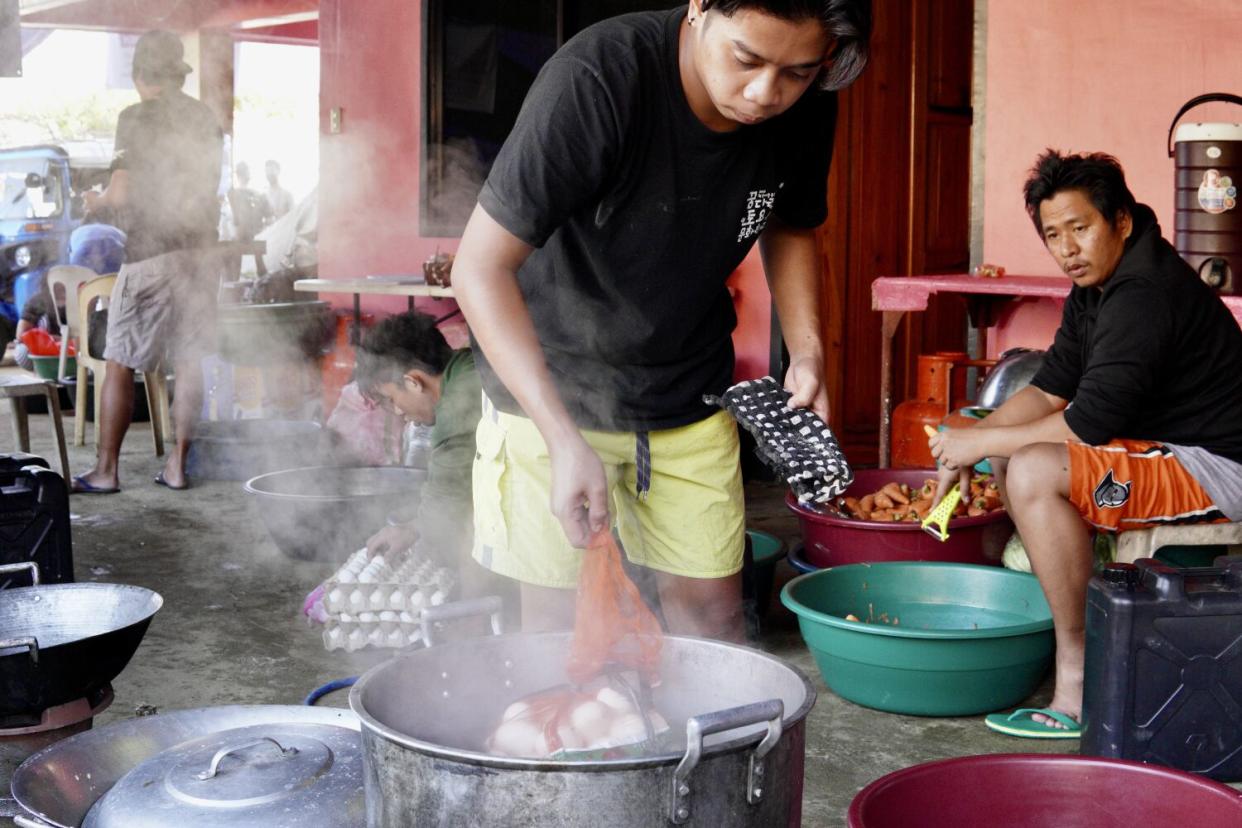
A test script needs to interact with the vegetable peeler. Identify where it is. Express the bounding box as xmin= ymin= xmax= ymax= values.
xmin=921 ymin=484 xmax=961 ymax=542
